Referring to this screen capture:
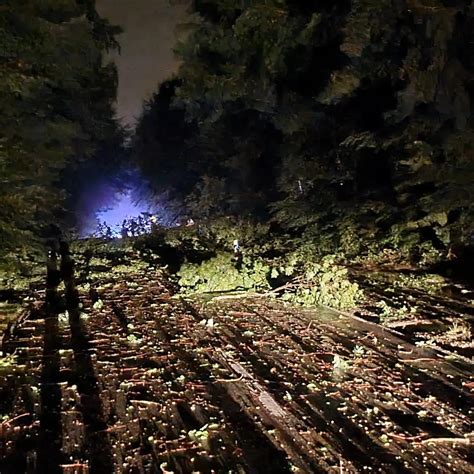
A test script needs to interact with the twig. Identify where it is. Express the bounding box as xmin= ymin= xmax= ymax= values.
xmin=388 ymin=433 xmax=428 ymax=442
xmin=263 ymin=278 xmax=305 ymax=296
xmin=1 ymin=413 xmax=30 ymax=427
xmin=228 ymin=311 xmax=255 ymax=317
xmin=209 ymin=293 xmax=260 ymax=301
xmin=420 ymin=437 xmax=471 ymax=445
xmin=301 ymin=351 xmax=336 ymax=357
xmin=164 ymin=446 xmax=196 ymax=456
xmin=131 ymin=400 xmax=160 ymax=408
xmin=215 ymin=375 xmax=244 ymax=383
xmin=97 ymin=424 xmax=126 ymax=433
xmin=60 ymin=463 xmax=89 ymax=468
